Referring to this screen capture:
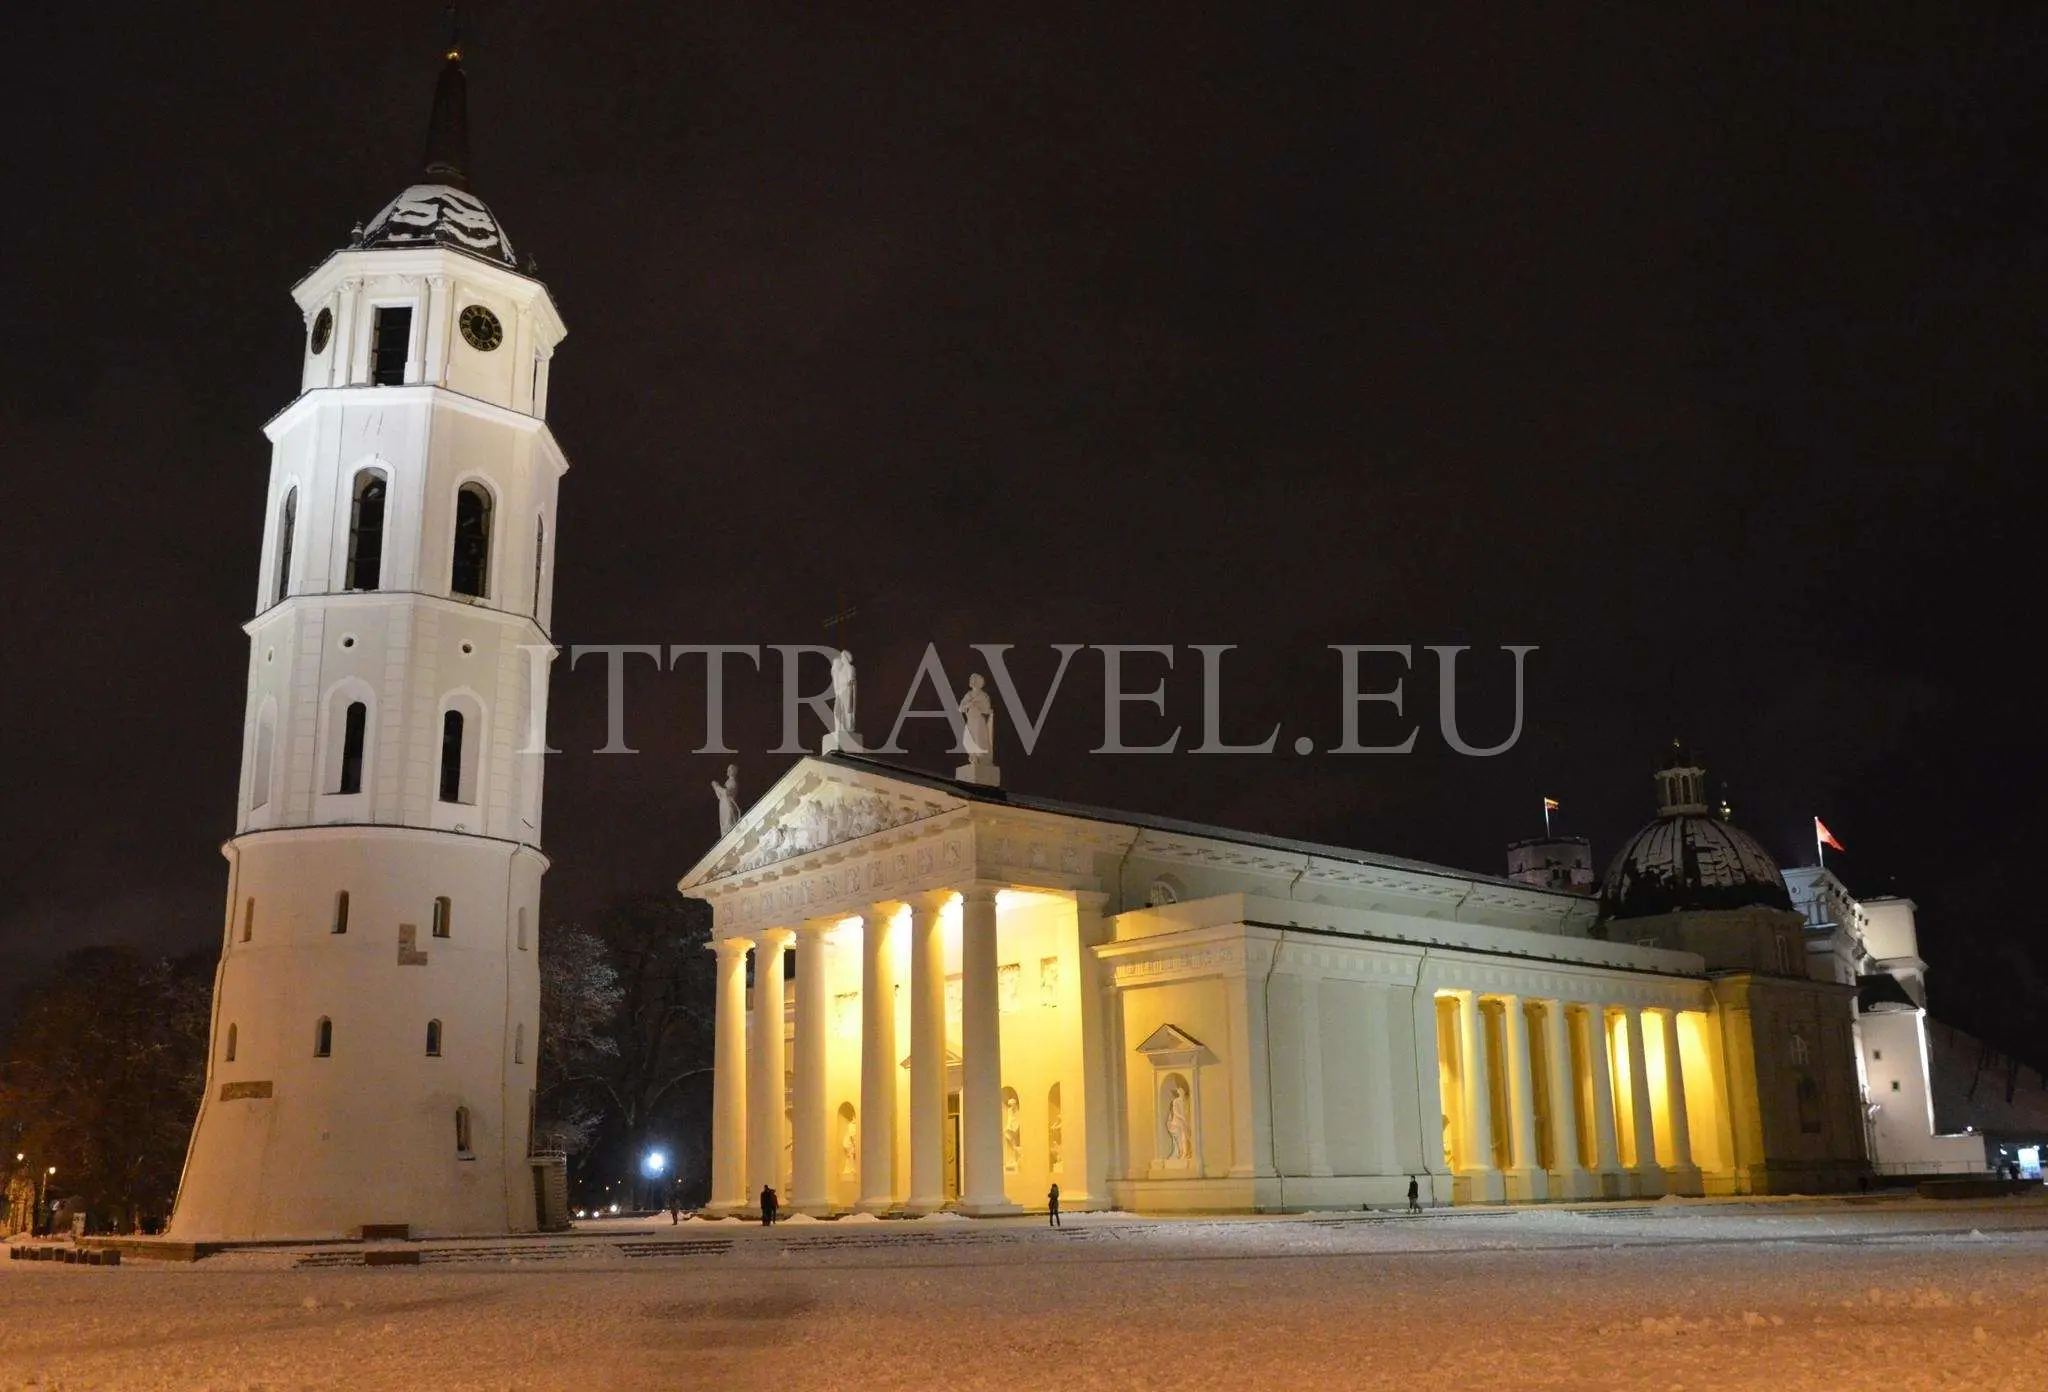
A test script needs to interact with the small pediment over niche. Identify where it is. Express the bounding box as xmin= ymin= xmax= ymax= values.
xmin=1136 ymin=1024 xmax=1208 ymax=1057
